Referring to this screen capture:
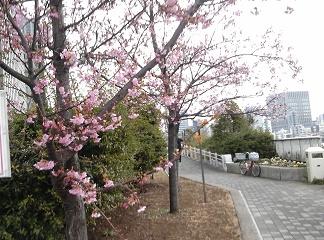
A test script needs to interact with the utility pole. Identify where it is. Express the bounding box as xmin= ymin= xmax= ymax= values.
xmin=195 ymin=128 xmax=207 ymax=203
